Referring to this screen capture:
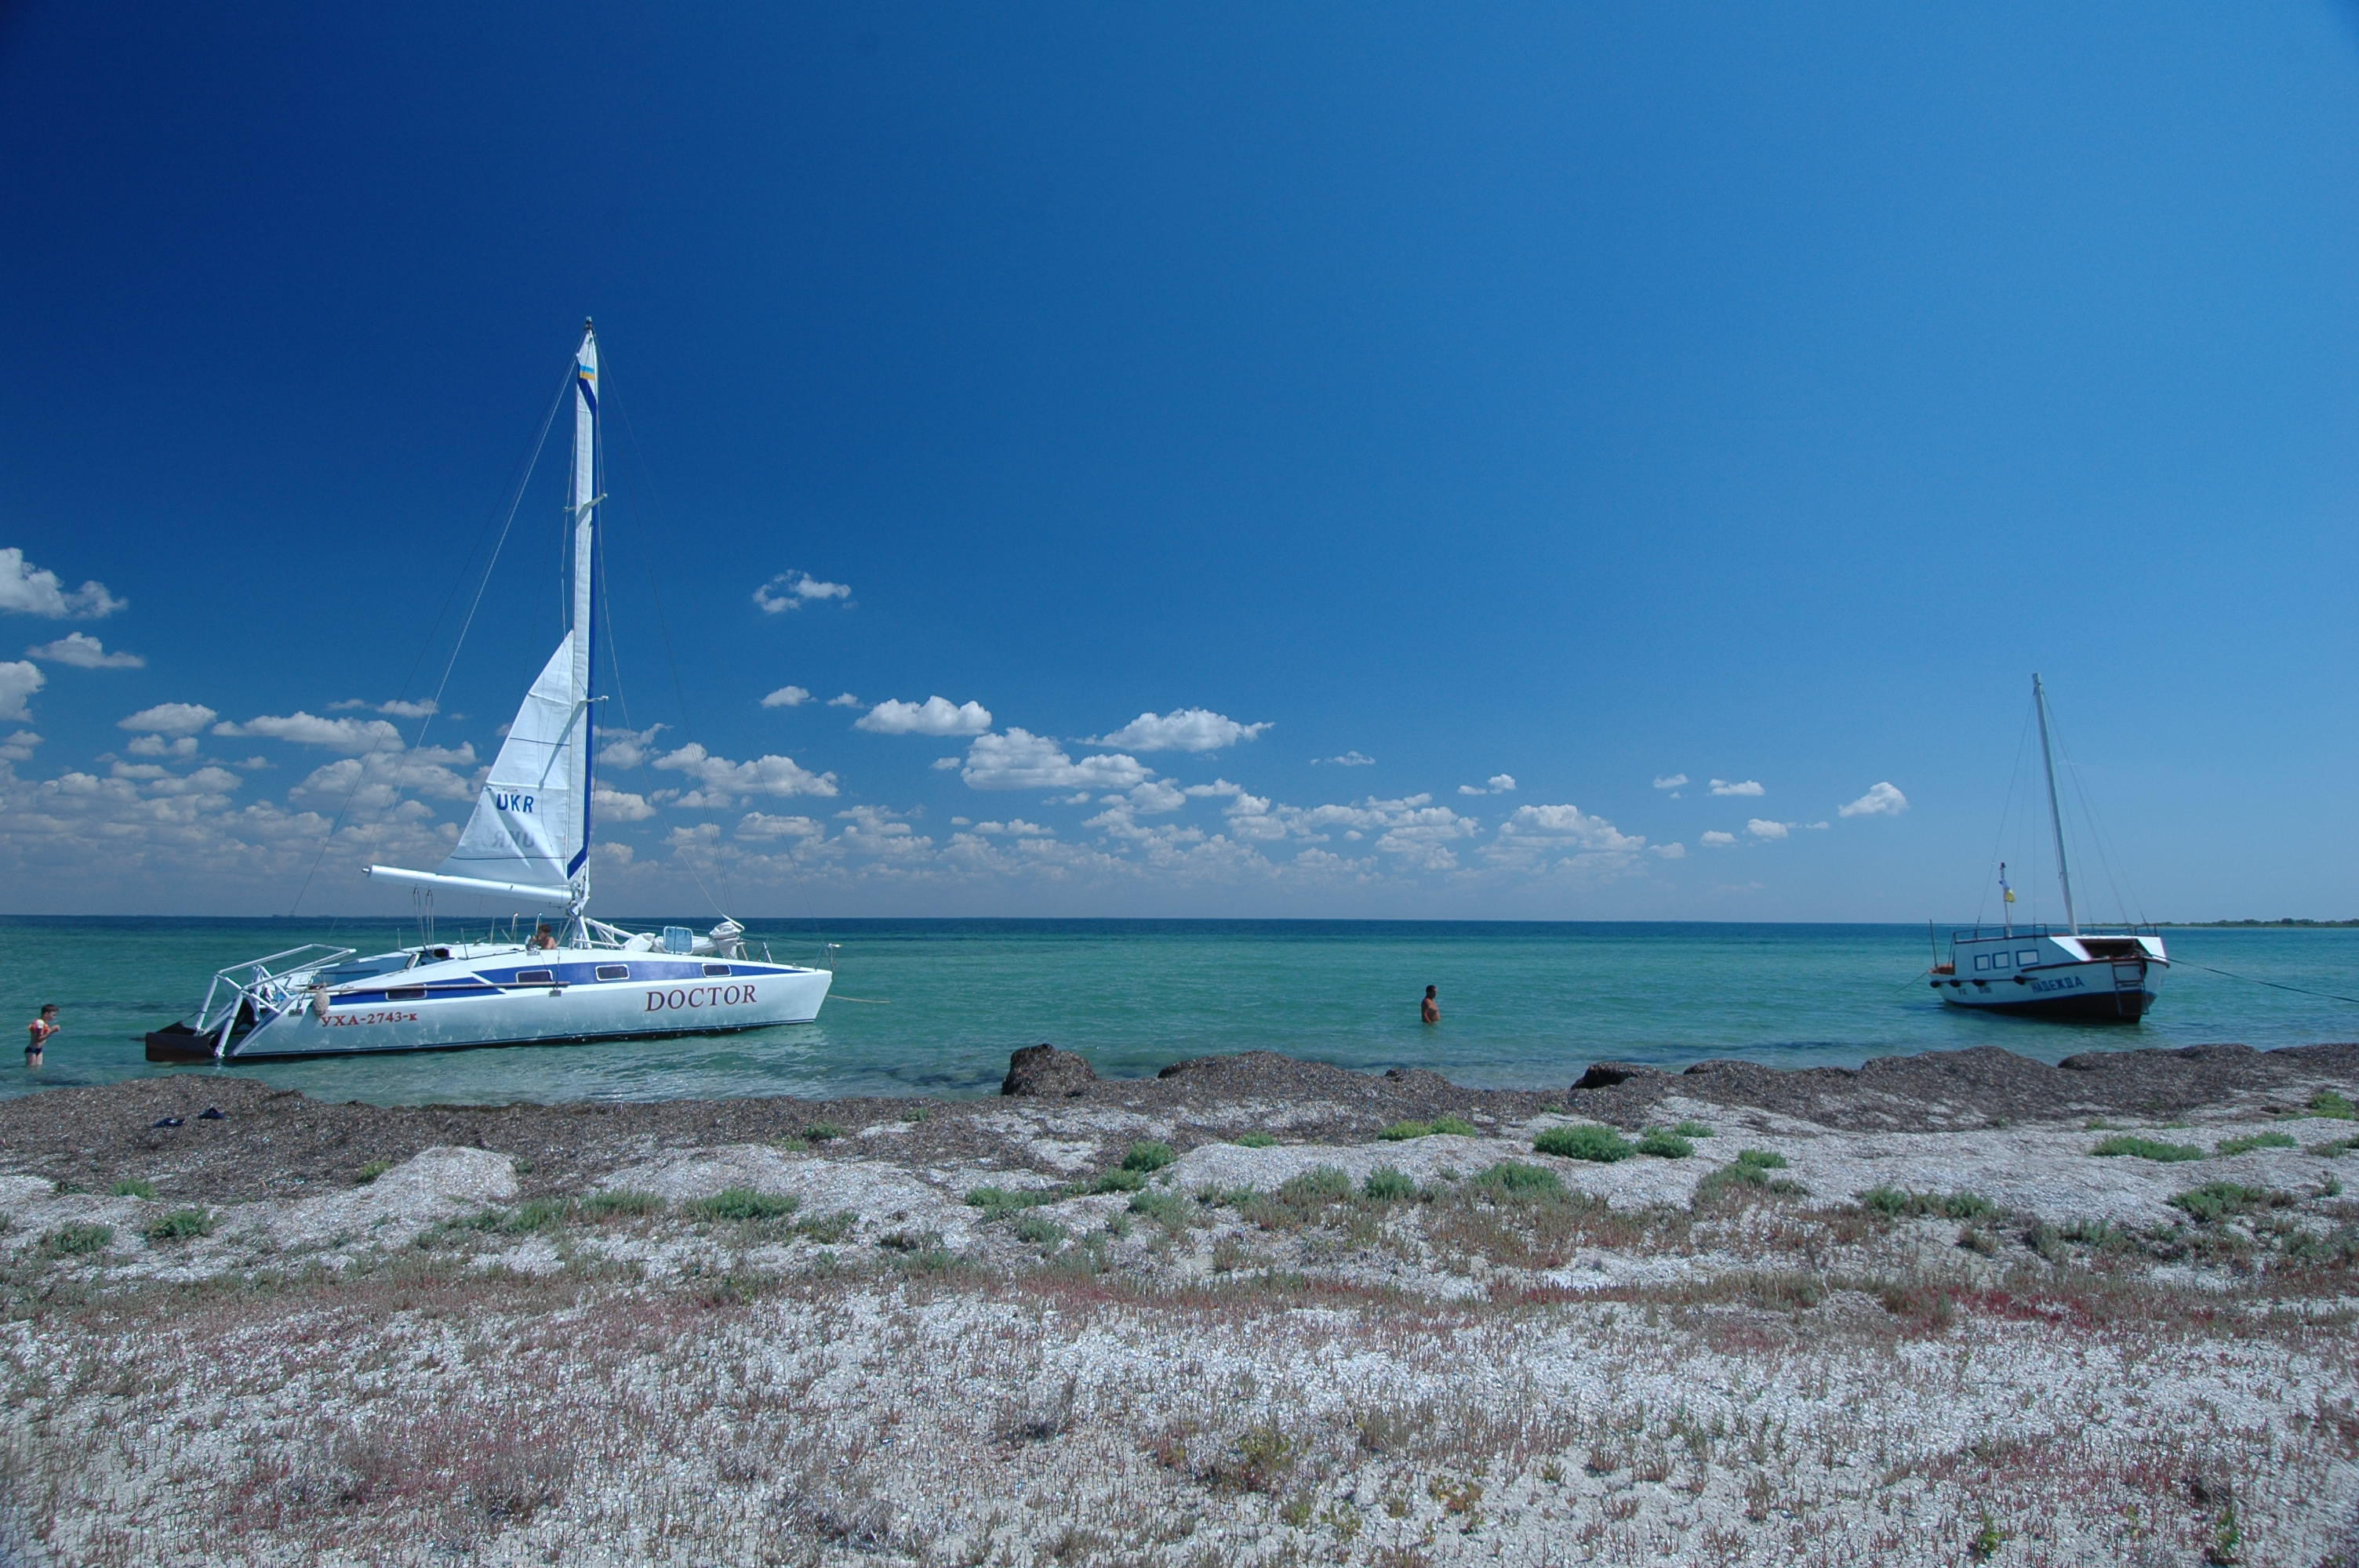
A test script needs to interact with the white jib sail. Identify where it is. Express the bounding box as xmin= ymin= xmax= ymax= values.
xmin=433 ymin=326 xmax=600 ymax=895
